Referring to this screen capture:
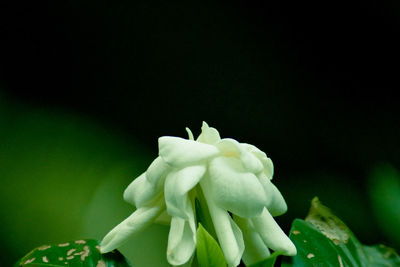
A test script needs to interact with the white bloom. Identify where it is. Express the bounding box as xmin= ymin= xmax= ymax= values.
xmin=100 ymin=122 xmax=296 ymax=266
